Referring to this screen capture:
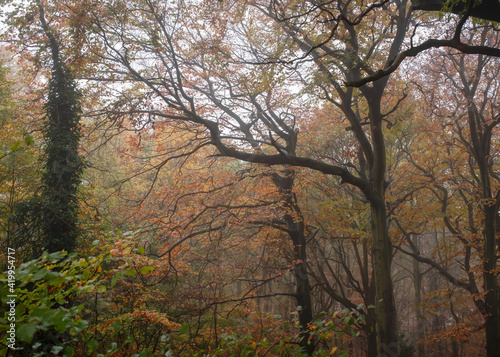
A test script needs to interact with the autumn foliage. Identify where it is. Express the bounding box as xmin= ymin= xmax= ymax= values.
xmin=1 ymin=0 xmax=500 ymax=356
